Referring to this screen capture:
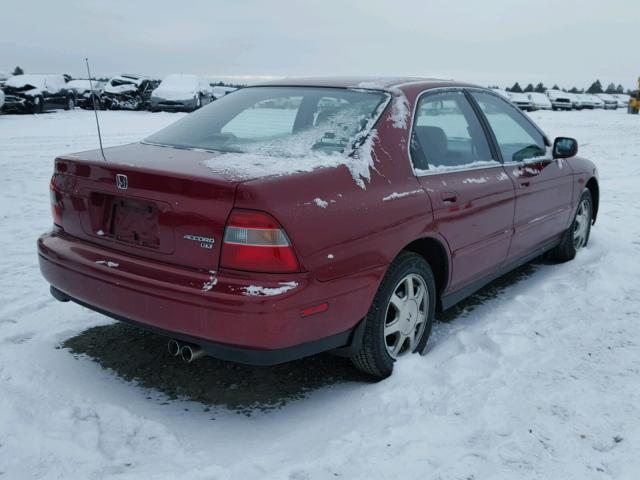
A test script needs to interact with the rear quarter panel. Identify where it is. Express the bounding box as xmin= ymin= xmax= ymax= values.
xmin=233 ymin=92 xmax=436 ymax=285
